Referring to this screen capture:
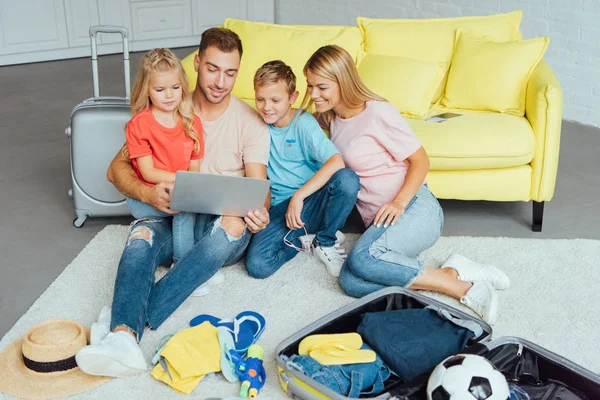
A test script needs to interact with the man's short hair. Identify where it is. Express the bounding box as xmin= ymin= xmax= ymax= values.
xmin=198 ymin=27 xmax=243 ymax=58
xmin=253 ymin=60 xmax=296 ymax=94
